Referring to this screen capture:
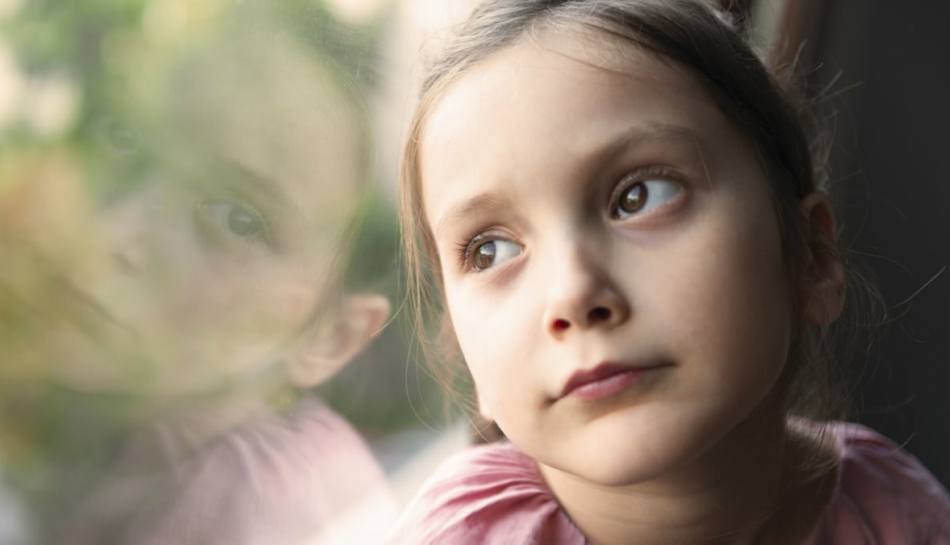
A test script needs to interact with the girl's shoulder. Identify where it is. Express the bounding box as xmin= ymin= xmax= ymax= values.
xmin=804 ymin=420 xmax=950 ymax=544
xmin=385 ymin=424 xmax=950 ymax=545
xmin=385 ymin=442 xmax=588 ymax=545
xmin=62 ymin=398 xmax=394 ymax=545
